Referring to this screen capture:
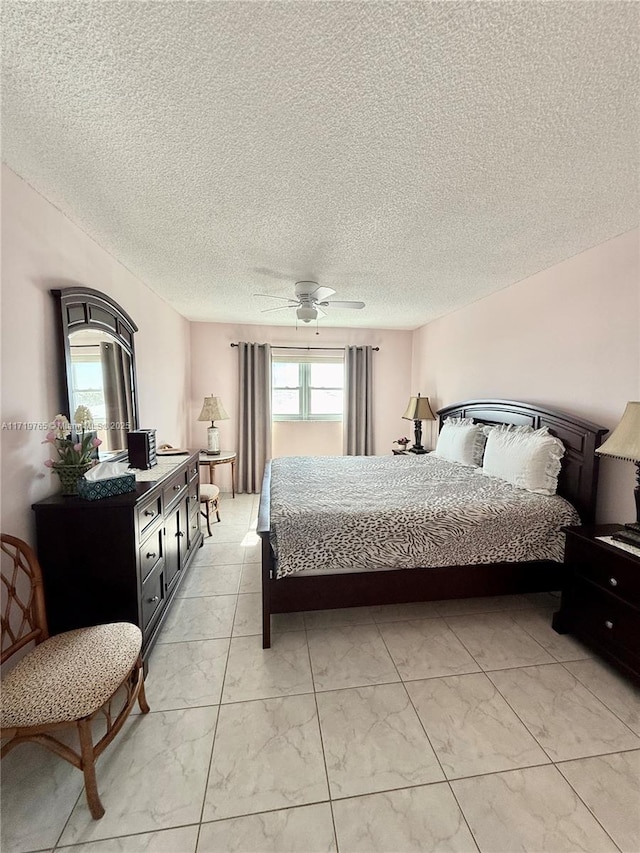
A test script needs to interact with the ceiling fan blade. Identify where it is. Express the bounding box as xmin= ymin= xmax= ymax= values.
xmin=261 ymin=304 xmax=296 ymax=313
xmin=316 ymin=306 xmax=327 ymax=318
xmin=320 ymin=300 xmax=365 ymax=309
xmin=254 ymin=293 xmax=298 ymax=302
xmin=308 ymin=285 xmax=335 ymax=302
